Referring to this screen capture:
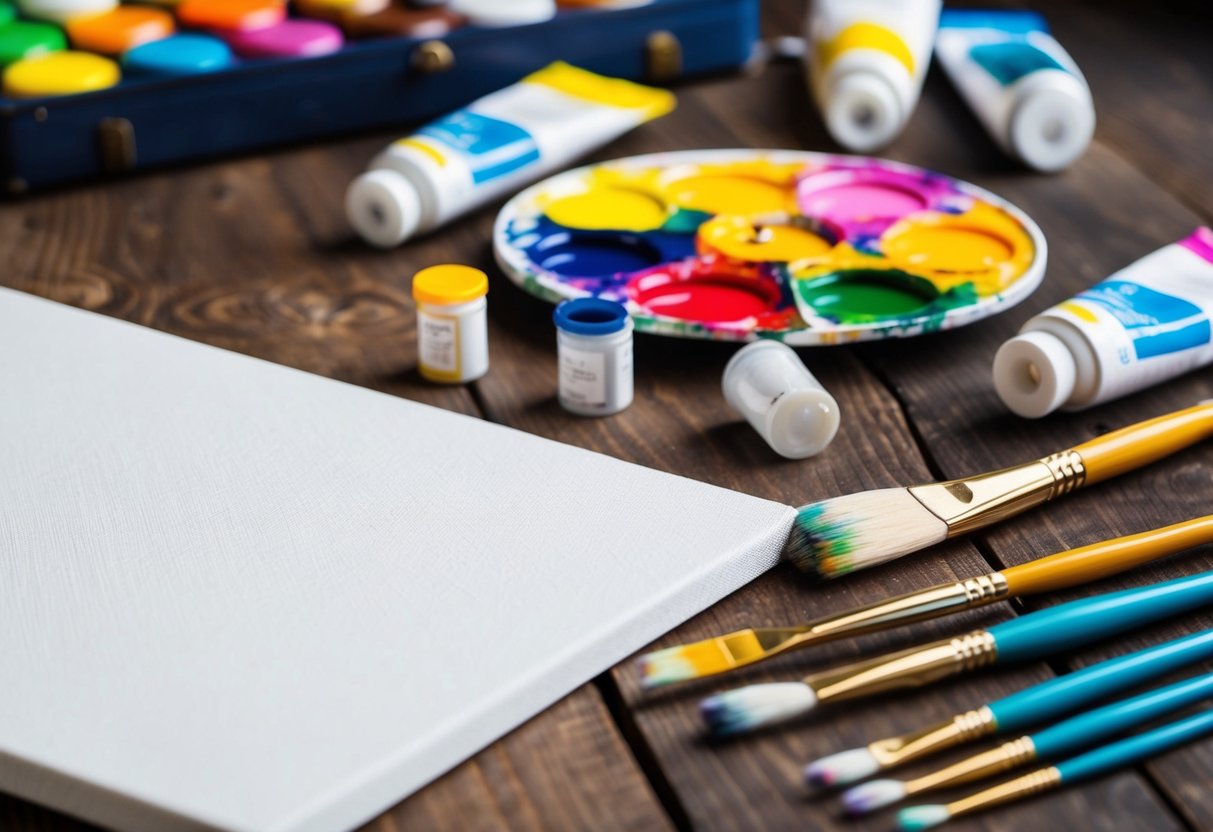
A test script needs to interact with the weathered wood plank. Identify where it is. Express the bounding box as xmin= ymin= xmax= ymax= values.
xmin=1043 ymin=0 xmax=1213 ymax=223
